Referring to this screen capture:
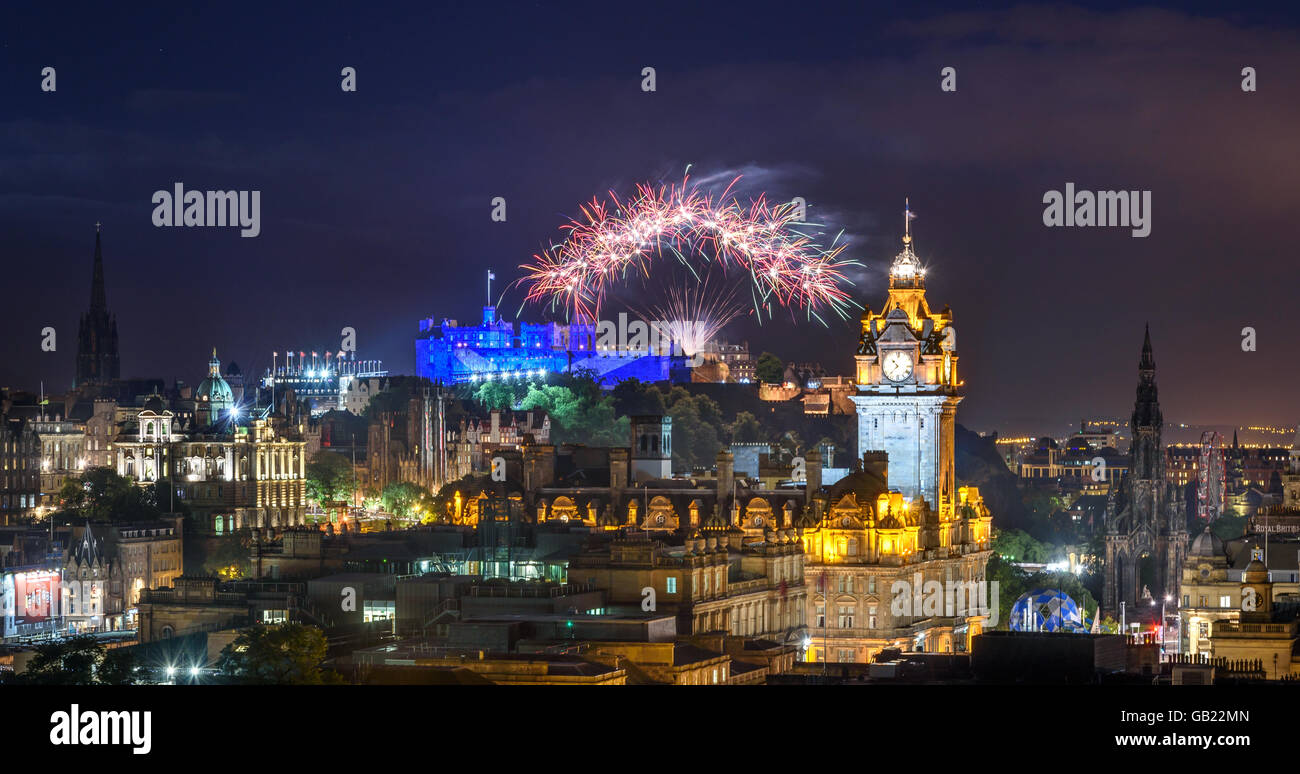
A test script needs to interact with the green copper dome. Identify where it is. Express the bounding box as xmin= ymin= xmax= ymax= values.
xmin=197 ymin=347 xmax=234 ymax=415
